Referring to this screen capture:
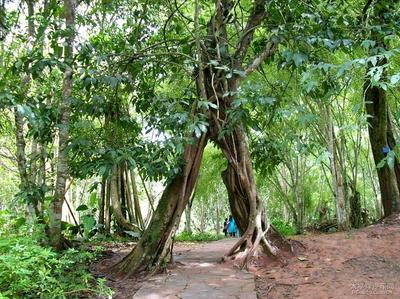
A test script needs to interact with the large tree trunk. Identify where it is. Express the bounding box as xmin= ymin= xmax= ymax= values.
xmin=48 ymin=0 xmax=75 ymax=250
xmin=365 ymin=75 xmax=400 ymax=216
xmin=212 ymin=124 xmax=292 ymax=265
xmin=113 ymin=134 xmax=208 ymax=277
xmin=386 ymin=110 xmax=400 ymax=188
xmin=197 ymin=0 xmax=291 ymax=265
xmin=363 ymin=0 xmax=400 ymax=217
xmin=113 ymin=0 xmax=293 ymax=277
